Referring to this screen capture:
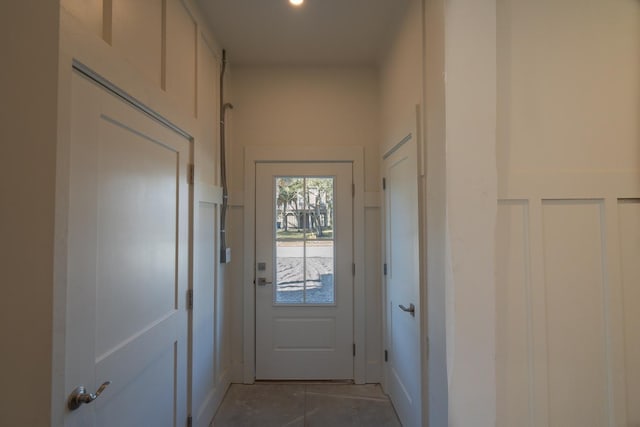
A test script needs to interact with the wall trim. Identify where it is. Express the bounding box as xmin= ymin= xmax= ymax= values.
xmin=365 ymin=192 xmax=381 ymax=208
xmin=72 ymin=60 xmax=193 ymax=141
